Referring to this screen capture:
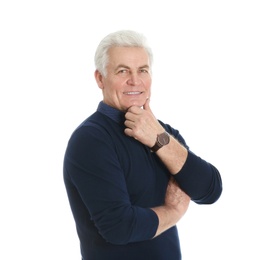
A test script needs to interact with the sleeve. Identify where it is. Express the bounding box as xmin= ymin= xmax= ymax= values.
xmin=163 ymin=123 xmax=223 ymax=204
xmin=173 ymin=151 xmax=223 ymax=204
xmin=64 ymin=125 xmax=159 ymax=245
